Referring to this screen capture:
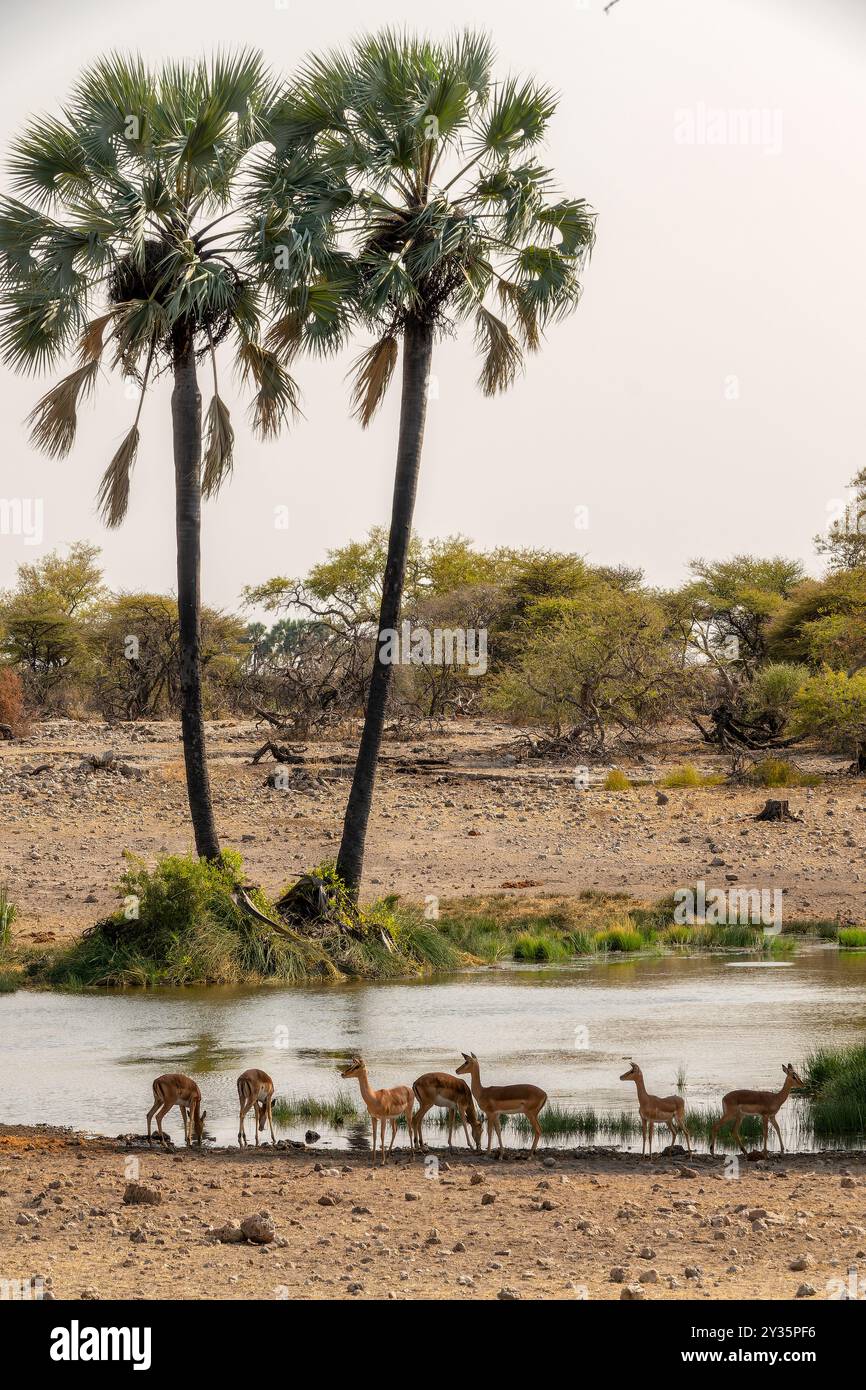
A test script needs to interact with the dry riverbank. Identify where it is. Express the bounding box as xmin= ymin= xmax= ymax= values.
xmin=2 ymin=1127 xmax=864 ymax=1301
xmin=2 ymin=718 xmax=864 ymax=947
